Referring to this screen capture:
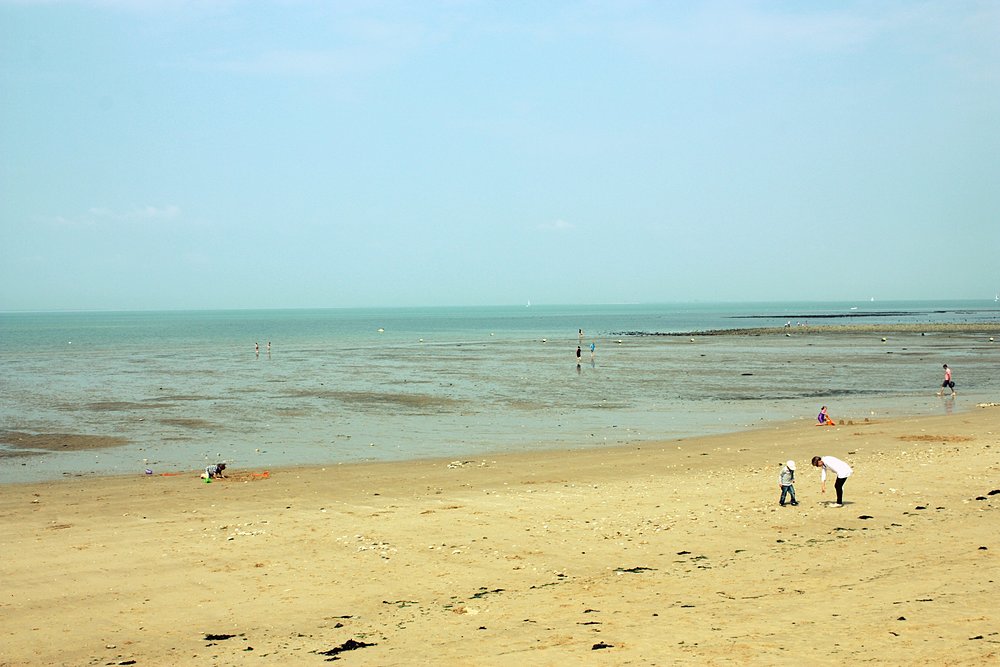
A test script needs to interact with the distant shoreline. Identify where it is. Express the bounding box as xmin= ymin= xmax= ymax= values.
xmin=732 ymin=308 xmax=1000 ymax=320
xmin=620 ymin=322 xmax=1000 ymax=336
